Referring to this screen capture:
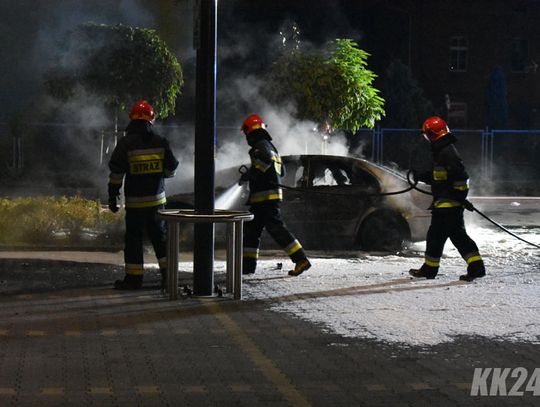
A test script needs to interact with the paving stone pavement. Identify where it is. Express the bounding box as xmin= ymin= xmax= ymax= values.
xmin=0 ymin=257 xmax=539 ymax=406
